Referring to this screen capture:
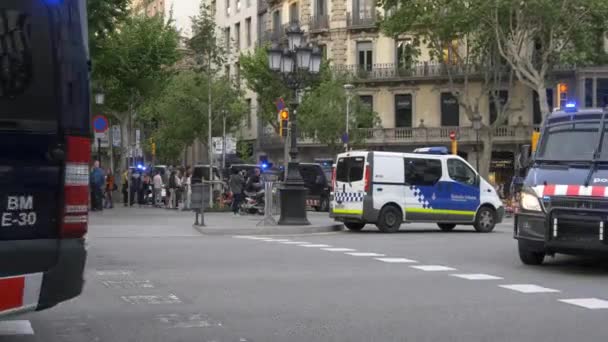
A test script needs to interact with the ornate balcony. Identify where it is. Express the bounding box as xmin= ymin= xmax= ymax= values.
xmin=304 ymin=14 xmax=330 ymax=32
xmin=259 ymin=125 xmax=540 ymax=149
xmin=346 ymin=10 xmax=377 ymax=29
